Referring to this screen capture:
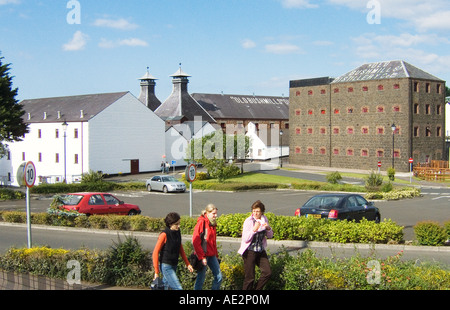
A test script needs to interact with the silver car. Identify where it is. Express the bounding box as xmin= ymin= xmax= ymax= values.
xmin=146 ymin=175 xmax=186 ymax=193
